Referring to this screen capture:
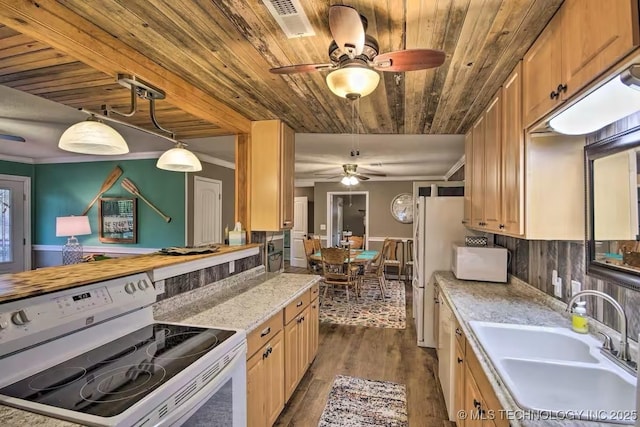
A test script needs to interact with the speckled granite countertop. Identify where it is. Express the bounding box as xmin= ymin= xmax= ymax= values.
xmin=434 ymin=271 xmax=635 ymax=427
xmin=0 ymin=272 xmax=320 ymax=426
xmin=159 ymin=273 xmax=322 ymax=331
